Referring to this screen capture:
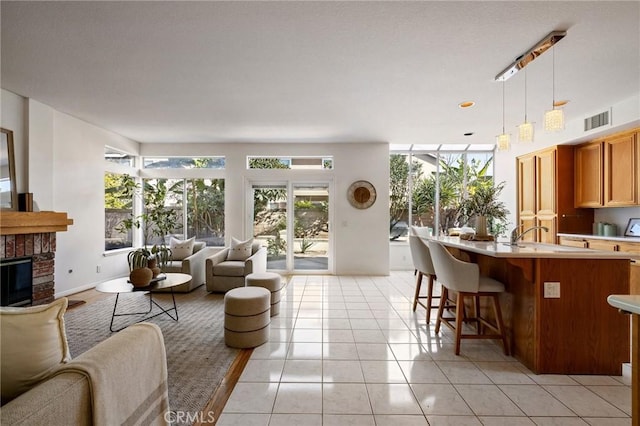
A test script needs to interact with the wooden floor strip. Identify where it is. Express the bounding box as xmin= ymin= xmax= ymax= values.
xmin=195 ymin=348 xmax=253 ymax=426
